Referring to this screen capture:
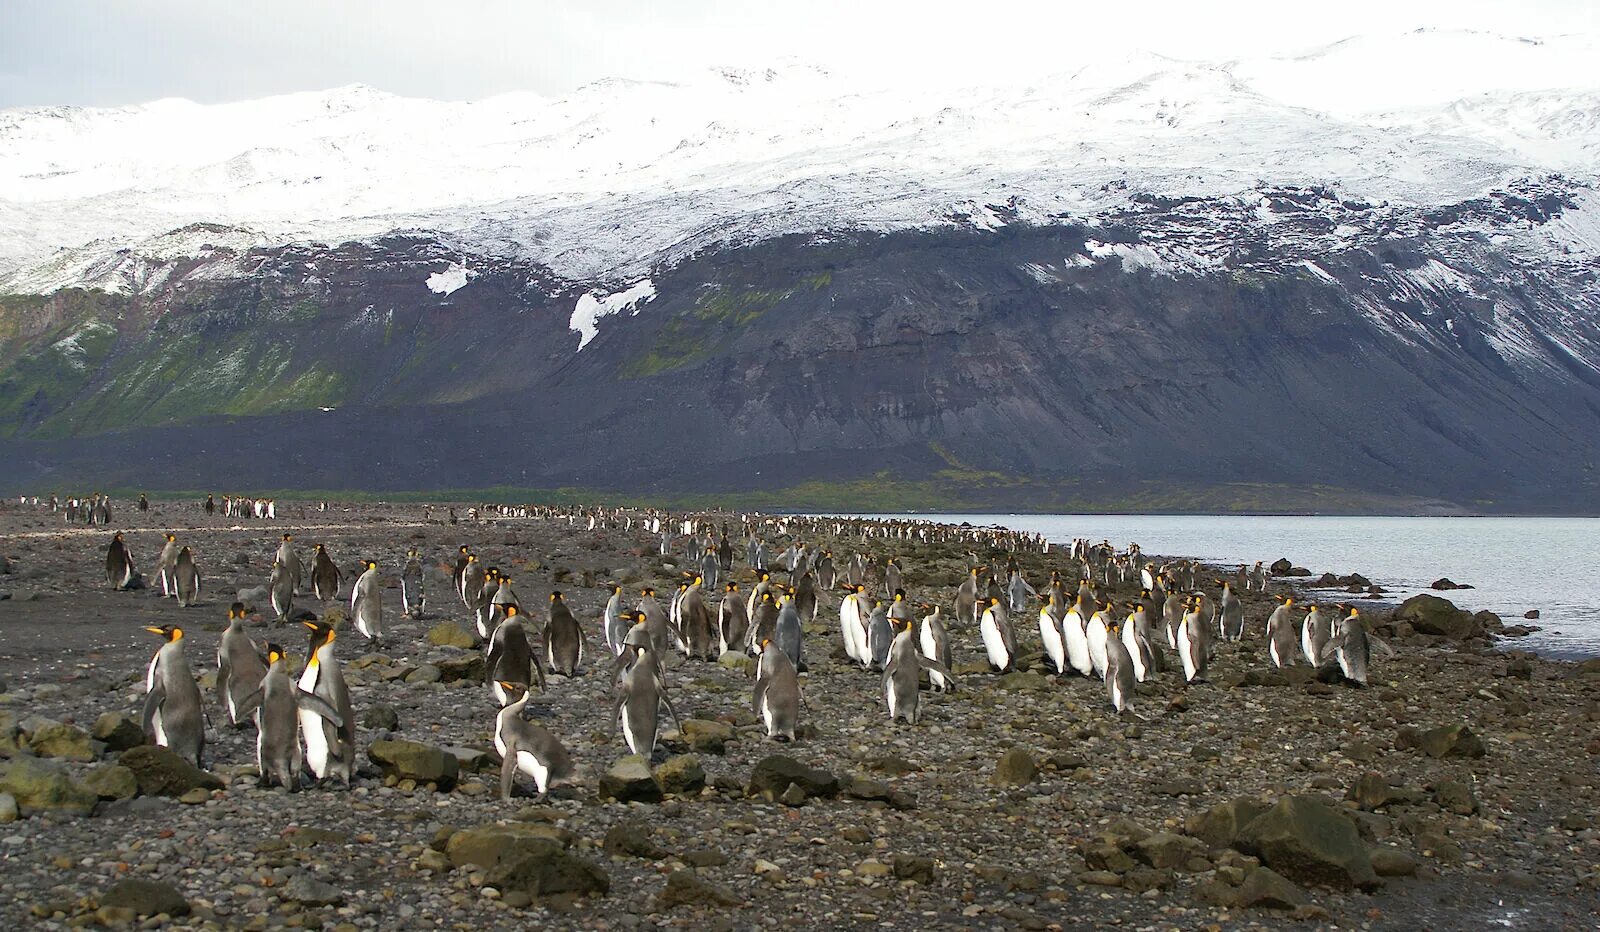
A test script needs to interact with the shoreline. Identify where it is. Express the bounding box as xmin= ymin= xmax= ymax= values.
xmin=2 ymin=500 xmax=1598 ymax=929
